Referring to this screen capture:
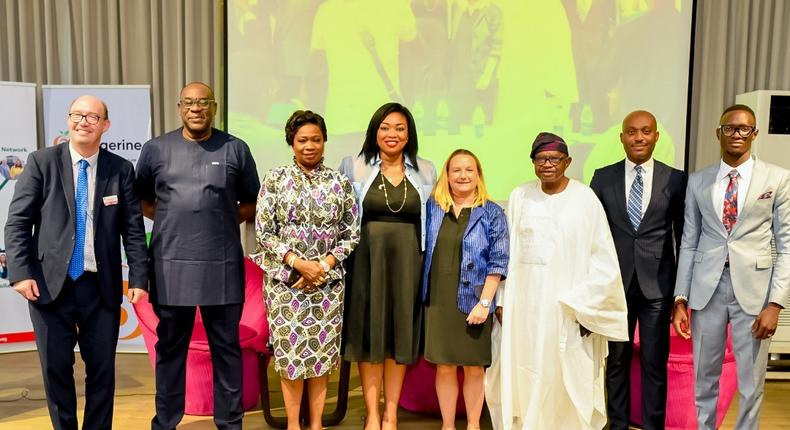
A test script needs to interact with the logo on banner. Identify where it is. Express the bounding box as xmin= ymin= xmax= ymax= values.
xmin=52 ymin=130 xmax=69 ymax=146
xmin=51 ymin=129 xmax=144 ymax=153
